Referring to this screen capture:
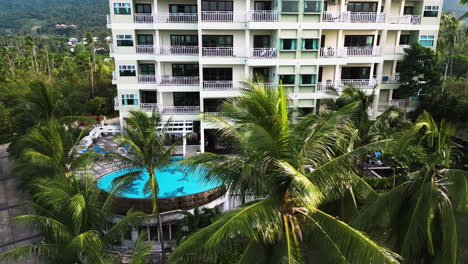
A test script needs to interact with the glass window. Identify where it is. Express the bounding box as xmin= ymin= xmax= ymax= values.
xmin=202 ymin=35 xmax=233 ymax=47
xmin=170 ymin=4 xmax=197 ymax=13
xmin=172 ymin=64 xmax=199 ymax=76
xmin=201 ymin=0 xmax=233 ymax=11
xmin=302 ymin=39 xmax=319 ymax=50
xmin=137 ymin=35 xmax=153 ymax=45
xmin=135 ymin=4 xmax=152 ymax=13
xmin=304 ymin=1 xmax=321 ymax=12
xmin=403 ymin=6 xmax=413 ymax=15
xmin=419 ymin=35 xmax=435 ymax=47
xmin=347 ymin=2 xmax=377 ymax=12
xmin=140 ymin=64 xmax=155 ymax=75
xmin=399 ymin=35 xmax=410 ymax=45
xmin=300 ymin=74 xmax=317 ymax=85
xmin=116 ymin=34 xmax=134 ymax=46
xmin=113 ymin=3 xmax=131 ymax=15
xmin=423 ymin=6 xmax=439 ymax=17
xmin=173 ymin=92 xmax=200 ymax=106
xmin=280 ymin=75 xmax=295 ymax=85
xmin=171 ymin=35 xmax=198 ymax=46
xmin=121 ymin=94 xmax=138 ymax=105
xmin=280 ymin=39 xmax=297 ymax=50
xmin=282 ymin=1 xmax=298 ymax=12
xmin=119 ymin=65 xmax=136 ymax=76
